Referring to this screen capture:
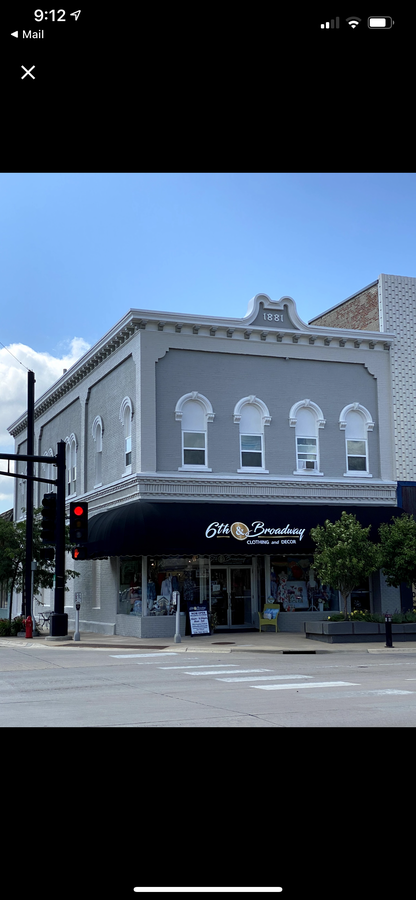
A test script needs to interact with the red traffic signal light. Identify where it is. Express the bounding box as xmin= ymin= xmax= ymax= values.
xmin=69 ymin=501 xmax=88 ymax=544
xmin=72 ymin=547 xmax=87 ymax=560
